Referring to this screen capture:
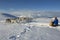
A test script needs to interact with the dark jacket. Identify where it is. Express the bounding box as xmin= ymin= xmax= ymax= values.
xmin=53 ymin=19 xmax=58 ymax=25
